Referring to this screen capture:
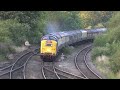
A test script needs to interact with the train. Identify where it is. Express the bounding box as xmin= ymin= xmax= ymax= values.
xmin=40 ymin=28 xmax=107 ymax=62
